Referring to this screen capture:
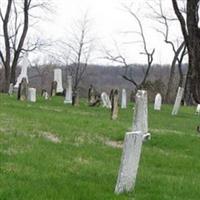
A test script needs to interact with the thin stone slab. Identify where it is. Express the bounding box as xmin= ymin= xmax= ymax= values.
xmin=172 ymin=87 xmax=184 ymax=115
xmin=111 ymin=89 xmax=119 ymax=120
xmin=54 ymin=68 xmax=63 ymax=93
xmin=115 ymin=131 xmax=143 ymax=194
xmin=154 ymin=93 xmax=162 ymax=111
xmin=196 ymin=104 xmax=200 ymax=115
xmin=28 ymin=88 xmax=36 ymax=102
xmin=101 ymin=92 xmax=111 ymax=108
xmin=14 ymin=53 xmax=29 ymax=88
xmin=64 ymin=76 xmax=72 ymax=104
xmin=132 ymin=90 xmax=148 ymax=134
xmin=121 ymin=89 xmax=127 ymax=109
xmin=17 ymin=78 xmax=28 ymax=101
